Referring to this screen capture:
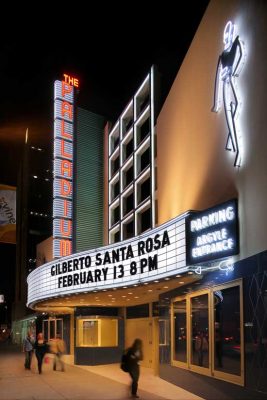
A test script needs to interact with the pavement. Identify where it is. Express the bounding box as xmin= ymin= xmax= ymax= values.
xmin=0 ymin=343 xmax=204 ymax=400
